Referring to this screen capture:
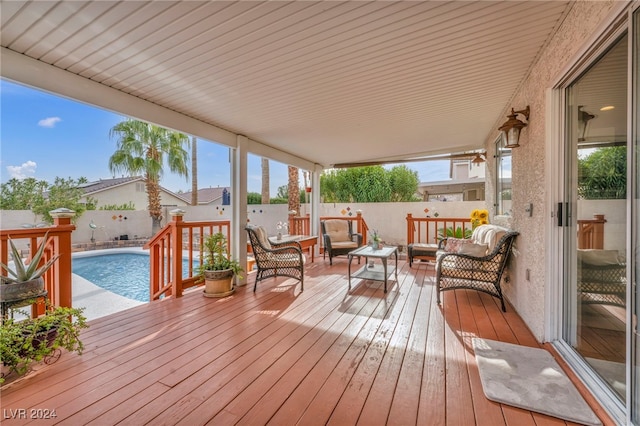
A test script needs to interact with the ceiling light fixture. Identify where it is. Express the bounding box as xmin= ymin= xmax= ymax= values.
xmin=498 ymin=106 xmax=530 ymax=148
